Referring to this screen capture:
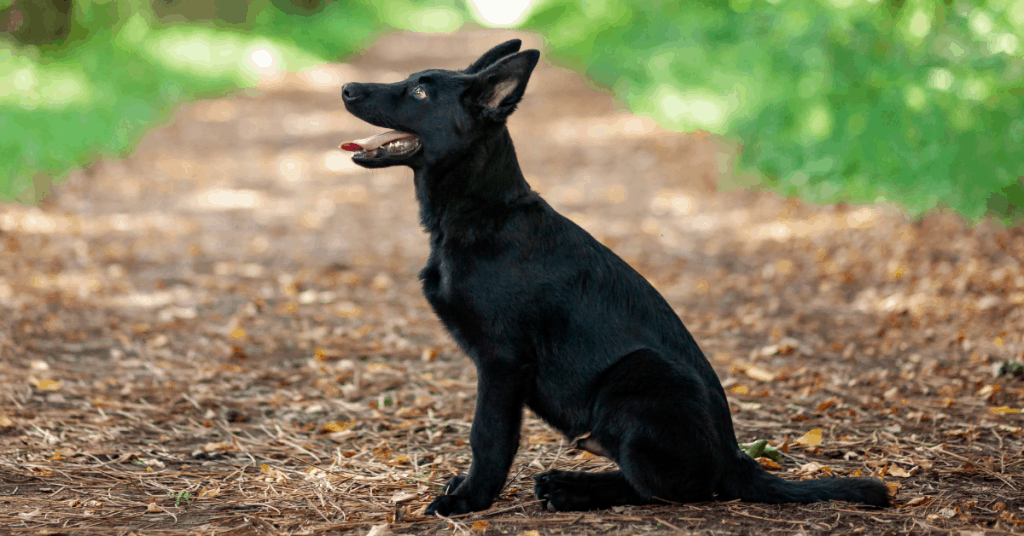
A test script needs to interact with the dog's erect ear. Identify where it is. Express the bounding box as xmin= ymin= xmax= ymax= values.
xmin=463 ymin=39 xmax=522 ymax=74
xmin=464 ymin=49 xmax=540 ymax=122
